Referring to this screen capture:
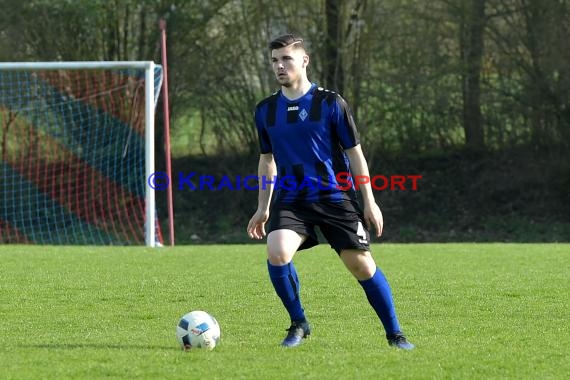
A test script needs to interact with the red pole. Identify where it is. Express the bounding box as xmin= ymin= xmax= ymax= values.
xmin=159 ymin=17 xmax=175 ymax=246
